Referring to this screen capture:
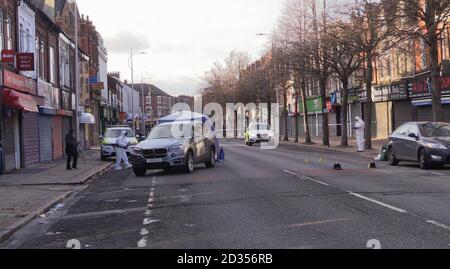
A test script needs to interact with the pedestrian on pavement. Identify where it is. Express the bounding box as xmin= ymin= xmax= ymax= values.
xmin=354 ymin=116 xmax=365 ymax=152
xmin=115 ymin=131 xmax=132 ymax=171
xmin=65 ymin=129 xmax=78 ymax=170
